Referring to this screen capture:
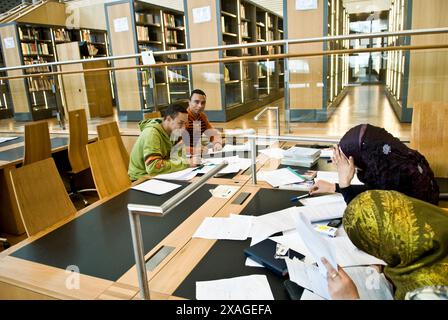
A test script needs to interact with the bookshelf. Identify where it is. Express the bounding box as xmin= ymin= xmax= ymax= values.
xmin=105 ymin=0 xmax=190 ymax=121
xmin=185 ymin=0 xmax=283 ymax=122
xmin=0 ymin=42 xmax=13 ymax=119
xmin=284 ymin=0 xmax=349 ymax=122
